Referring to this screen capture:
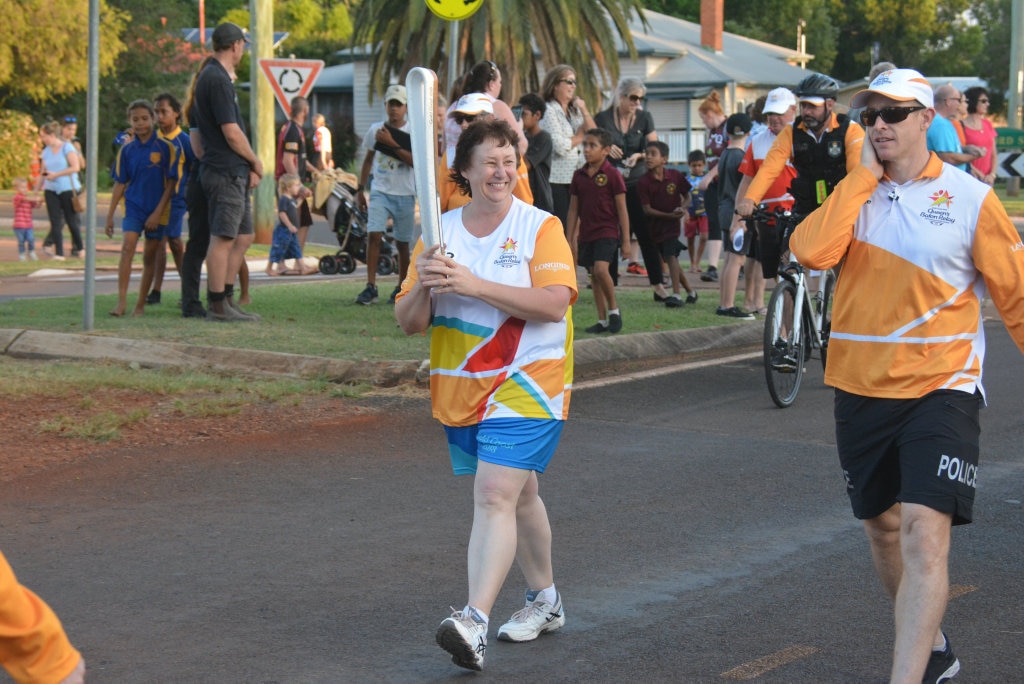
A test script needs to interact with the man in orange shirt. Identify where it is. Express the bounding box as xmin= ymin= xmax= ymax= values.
xmin=736 ymin=73 xmax=863 ymax=221
xmin=791 ymin=68 xmax=1024 ymax=684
